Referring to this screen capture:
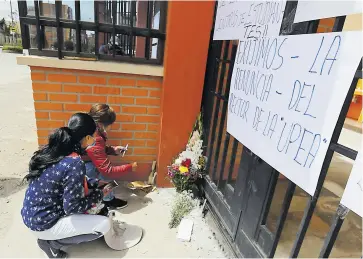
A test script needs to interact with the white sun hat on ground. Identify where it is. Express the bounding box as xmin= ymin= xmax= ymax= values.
xmin=104 ymin=211 xmax=143 ymax=251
